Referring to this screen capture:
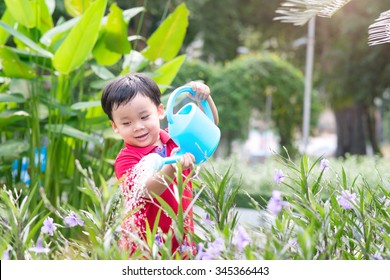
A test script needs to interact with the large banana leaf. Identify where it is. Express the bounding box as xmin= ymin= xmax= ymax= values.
xmin=33 ymin=0 xmax=54 ymax=34
xmin=41 ymin=7 xmax=143 ymax=51
xmin=0 ymin=10 xmax=15 ymax=46
xmin=153 ymin=55 xmax=186 ymax=94
xmin=0 ymin=139 xmax=29 ymax=158
xmin=45 ymin=124 xmax=102 ymax=146
xmin=0 ymin=93 xmax=26 ymax=103
xmin=142 ymin=3 xmax=189 ymax=61
xmin=0 ymin=46 xmax=36 ymax=79
xmin=40 ymin=17 xmax=80 ymax=48
xmin=105 ymin=3 xmax=131 ymax=54
xmin=0 ymin=21 xmax=54 ymax=58
xmin=4 ymin=0 xmax=36 ymax=28
xmin=65 ymin=0 xmax=93 ymax=17
xmin=53 ymin=0 xmax=107 ymax=74
xmin=92 ymin=32 xmax=122 ymax=66
xmin=0 ymin=110 xmax=30 ymax=129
